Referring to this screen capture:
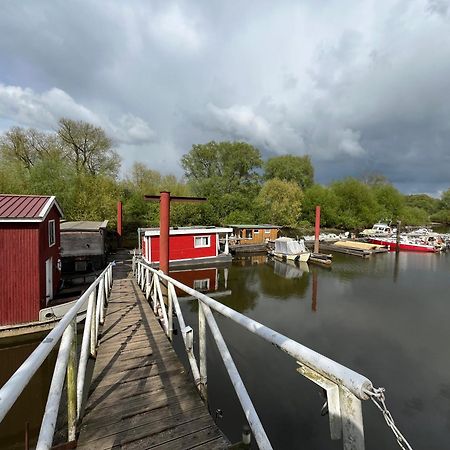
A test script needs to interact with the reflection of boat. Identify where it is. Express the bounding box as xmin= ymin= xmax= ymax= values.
xmin=272 ymin=259 xmax=309 ymax=279
xmin=269 ymin=237 xmax=310 ymax=262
